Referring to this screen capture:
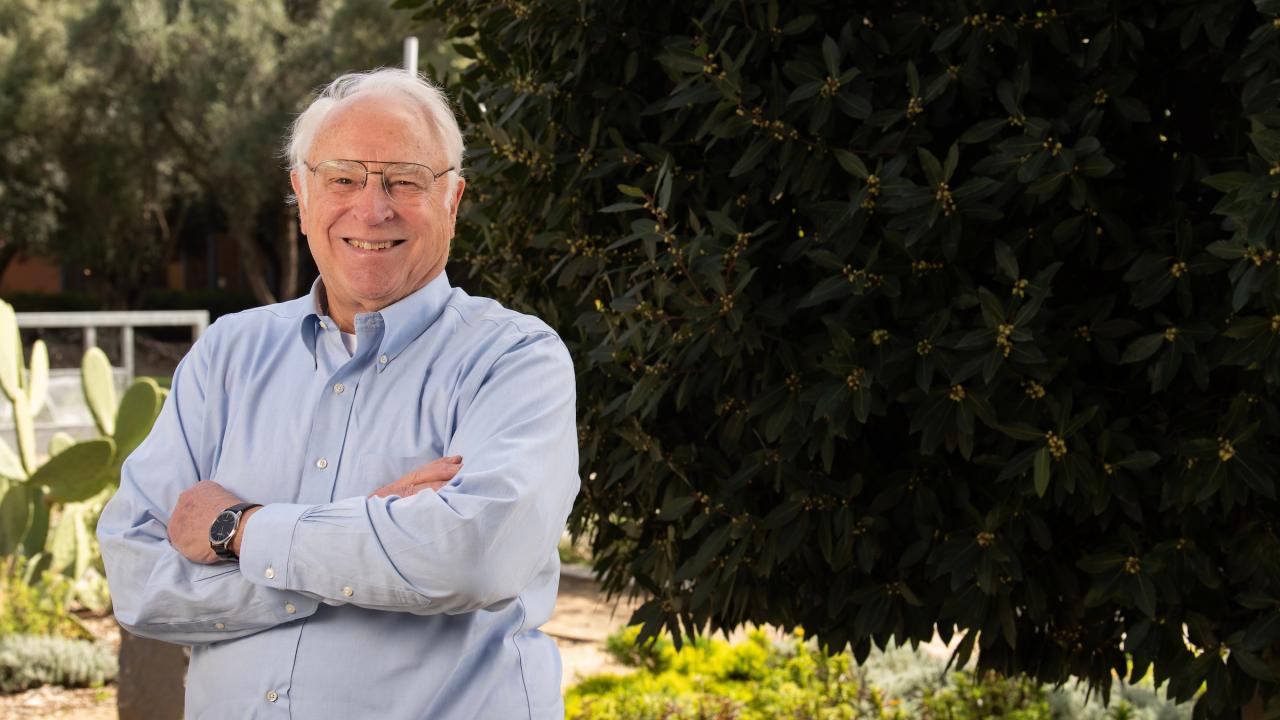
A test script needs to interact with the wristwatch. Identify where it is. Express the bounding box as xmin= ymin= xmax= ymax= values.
xmin=209 ymin=502 xmax=262 ymax=561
